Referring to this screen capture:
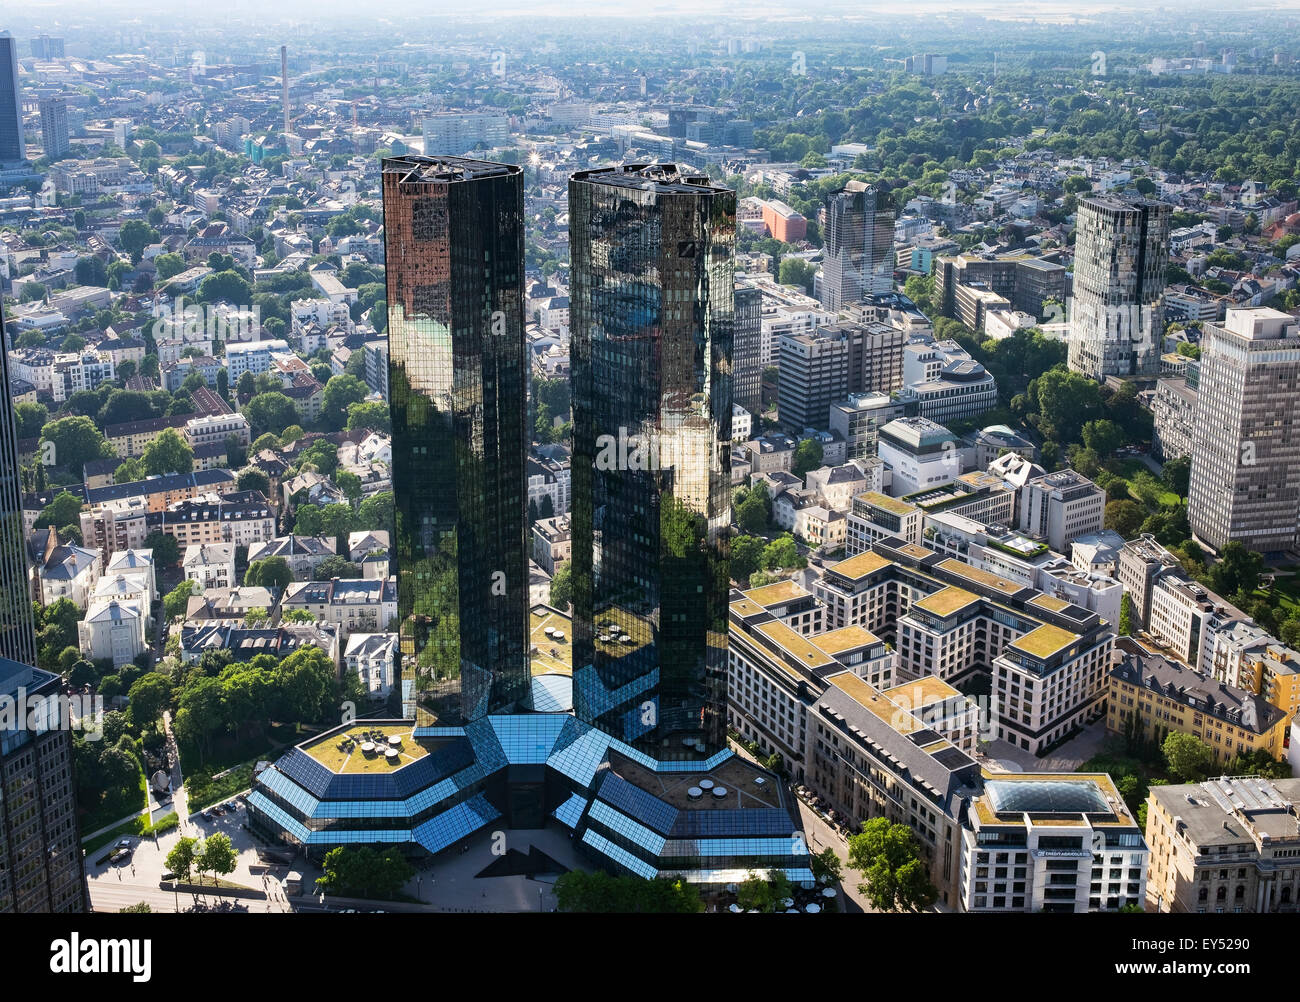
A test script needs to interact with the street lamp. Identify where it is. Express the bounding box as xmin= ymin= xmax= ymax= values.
xmin=171 ymin=879 xmax=178 ymax=912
